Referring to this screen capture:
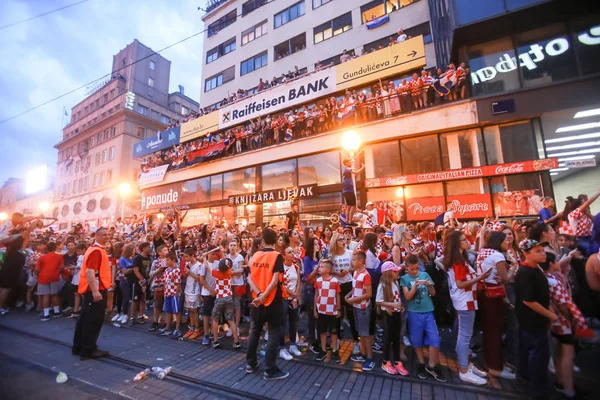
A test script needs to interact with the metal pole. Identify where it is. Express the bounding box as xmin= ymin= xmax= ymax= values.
xmin=121 ymin=196 xmax=125 ymax=220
